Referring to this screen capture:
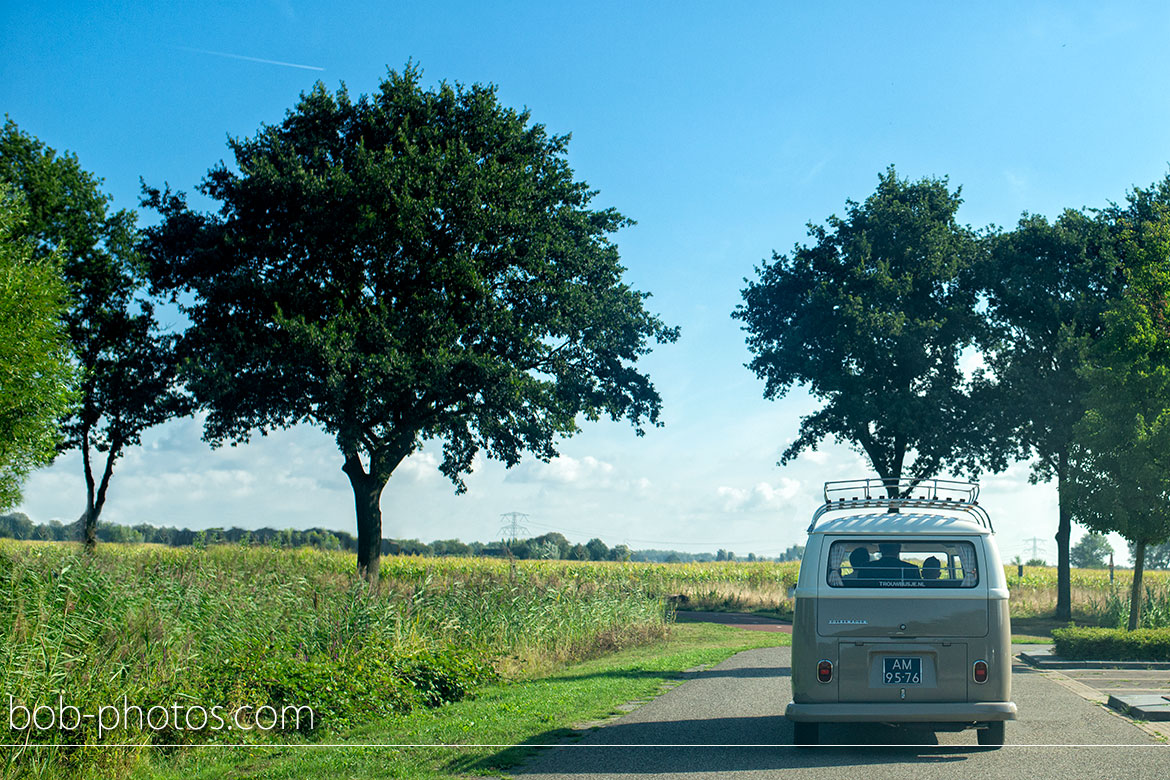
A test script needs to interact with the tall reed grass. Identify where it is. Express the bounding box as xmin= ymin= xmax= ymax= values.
xmin=0 ymin=541 xmax=670 ymax=778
